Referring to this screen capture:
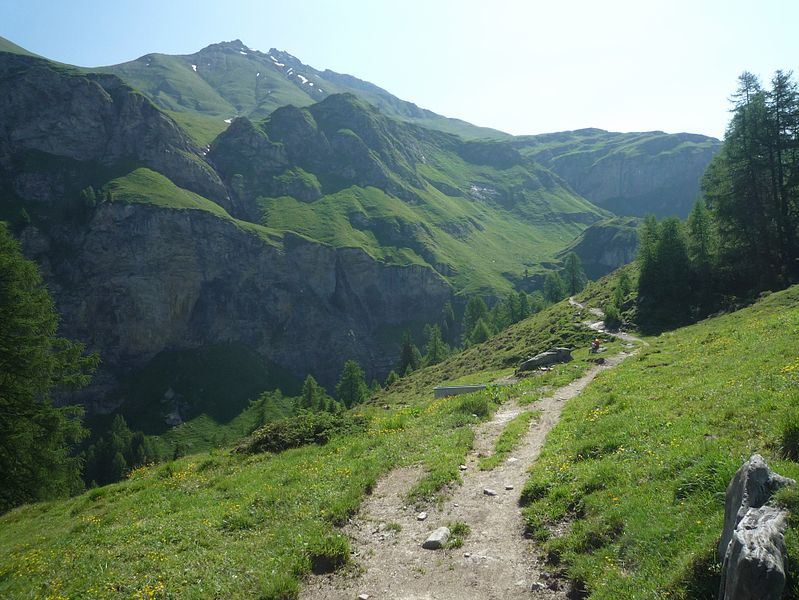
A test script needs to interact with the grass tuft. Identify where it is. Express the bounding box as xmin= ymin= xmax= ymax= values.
xmin=445 ymin=521 xmax=471 ymax=549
